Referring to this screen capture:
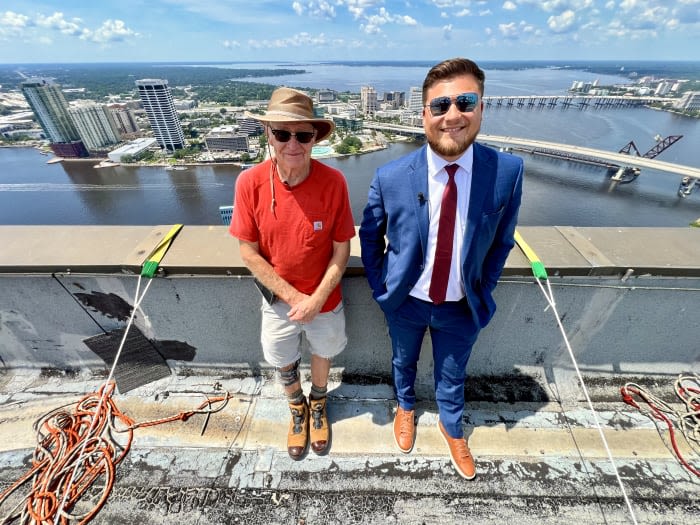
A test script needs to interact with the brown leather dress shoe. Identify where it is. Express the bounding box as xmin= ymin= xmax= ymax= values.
xmin=393 ymin=406 xmax=416 ymax=453
xmin=438 ymin=420 xmax=476 ymax=480
xmin=287 ymin=399 xmax=309 ymax=460
xmin=309 ymin=397 xmax=330 ymax=454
